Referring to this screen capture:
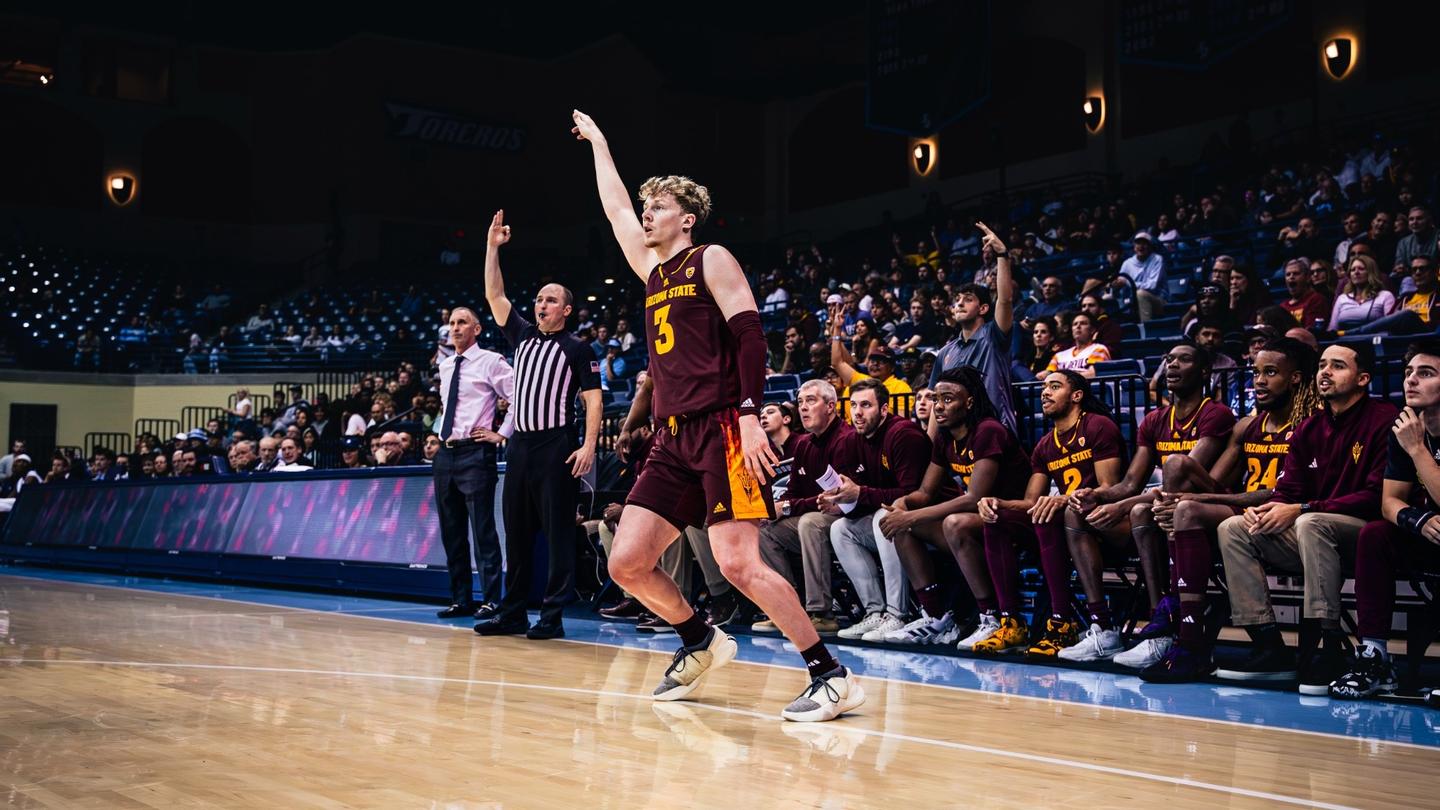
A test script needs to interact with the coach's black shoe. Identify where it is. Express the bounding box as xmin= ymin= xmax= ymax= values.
xmin=474 ymin=617 xmax=530 ymax=636
xmin=473 ymin=602 xmax=500 ymax=621
xmin=599 ymin=597 xmax=646 ymax=620
xmin=526 ymin=622 xmax=566 ymax=640
xmin=1298 ymin=635 xmax=1354 ymax=696
xmin=437 ymin=603 xmax=476 ymax=619
xmin=703 ymin=588 xmax=741 ymax=627
xmin=1215 ymin=644 xmax=1297 ymax=682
